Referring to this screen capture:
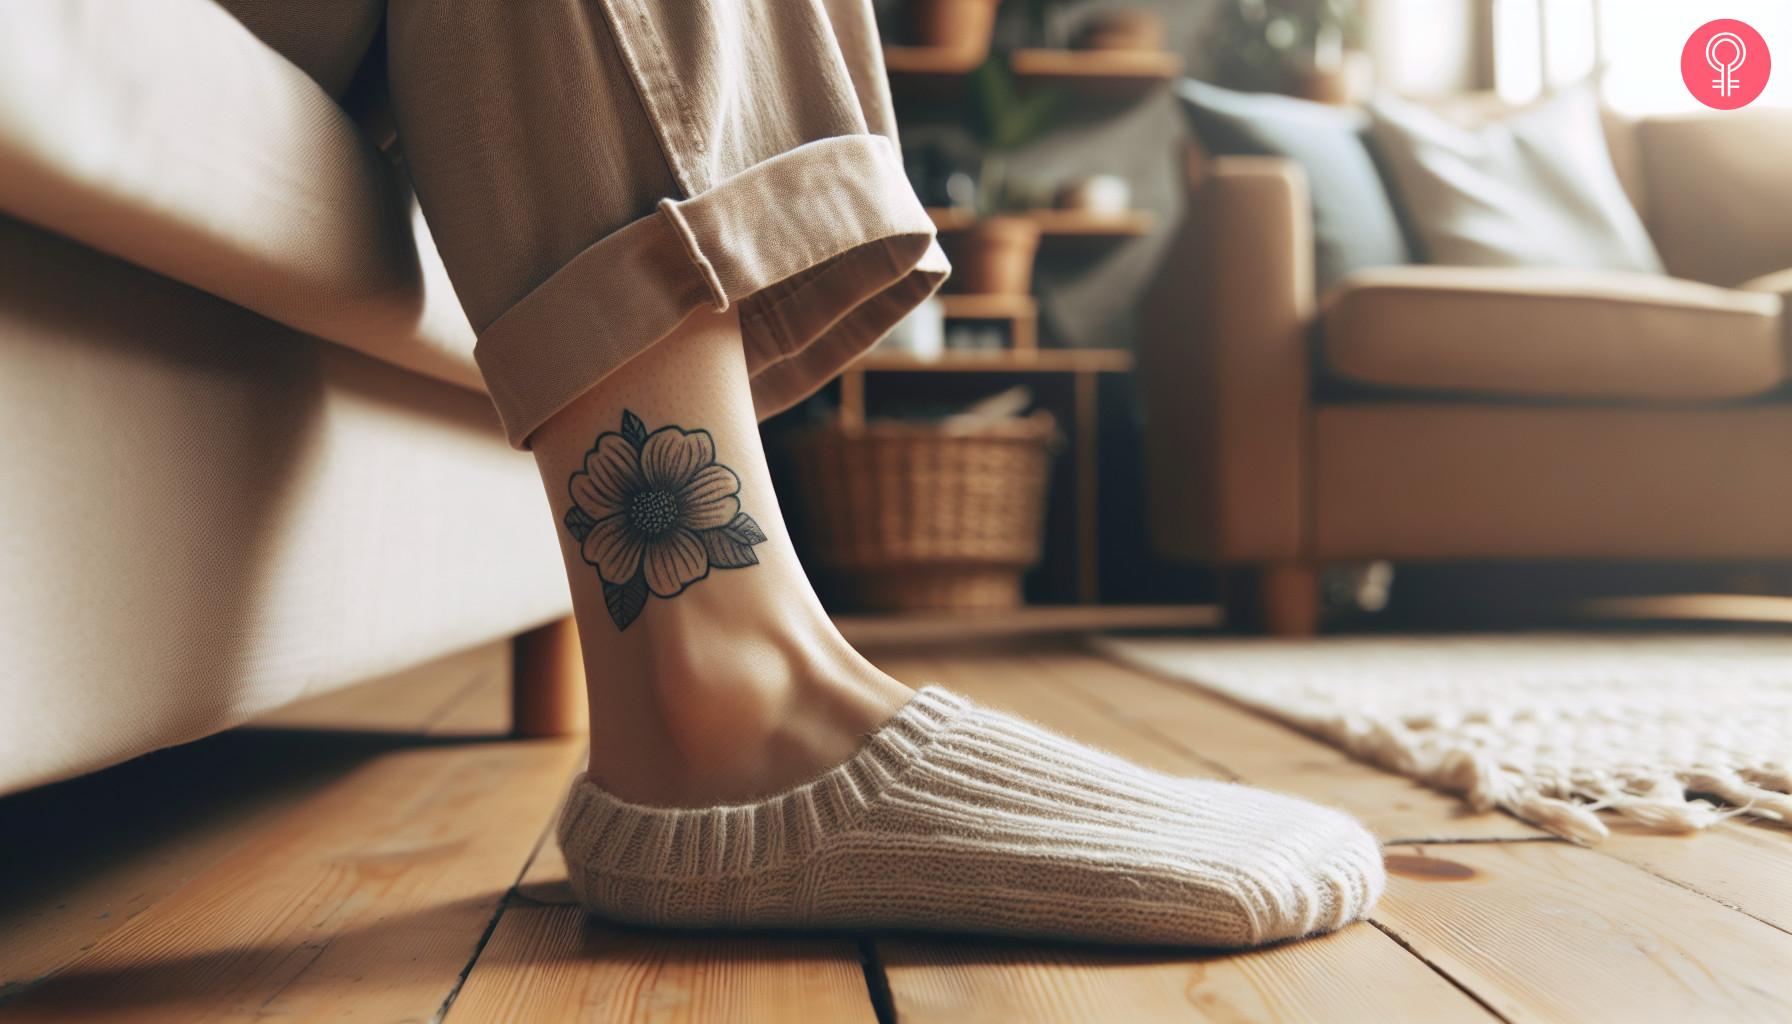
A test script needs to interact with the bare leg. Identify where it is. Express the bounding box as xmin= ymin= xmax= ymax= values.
xmin=387 ymin=0 xmax=1382 ymax=947
xmin=529 ymin=306 xmax=910 ymax=806
xmin=525 ymin=309 xmax=1384 ymax=952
